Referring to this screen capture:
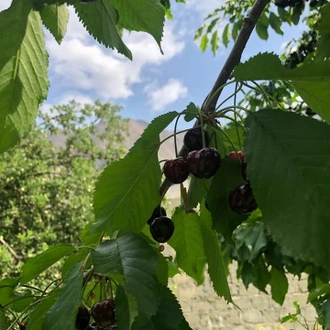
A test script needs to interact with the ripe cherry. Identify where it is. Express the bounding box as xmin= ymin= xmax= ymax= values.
xmin=228 ymin=183 xmax=257 ymax=214
xmin=75 ymin=306 xmax=90 ymax=330
xmin=184 ymin=127 xmax=210 ymax=152
xmin=91 ymin=299 xmax=116 ymax=328
xmin=228 ymin=150 xmax=245 ymax=163
xmin=163 ymin=157 xmax=190 ymax=184
xmin=149 ymin=216 xmax=174 ymax=243
xmin=147 ymin=206 xmax=167 ymax=225
xmin=187 ymin=147 xmax=221 ymax=179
